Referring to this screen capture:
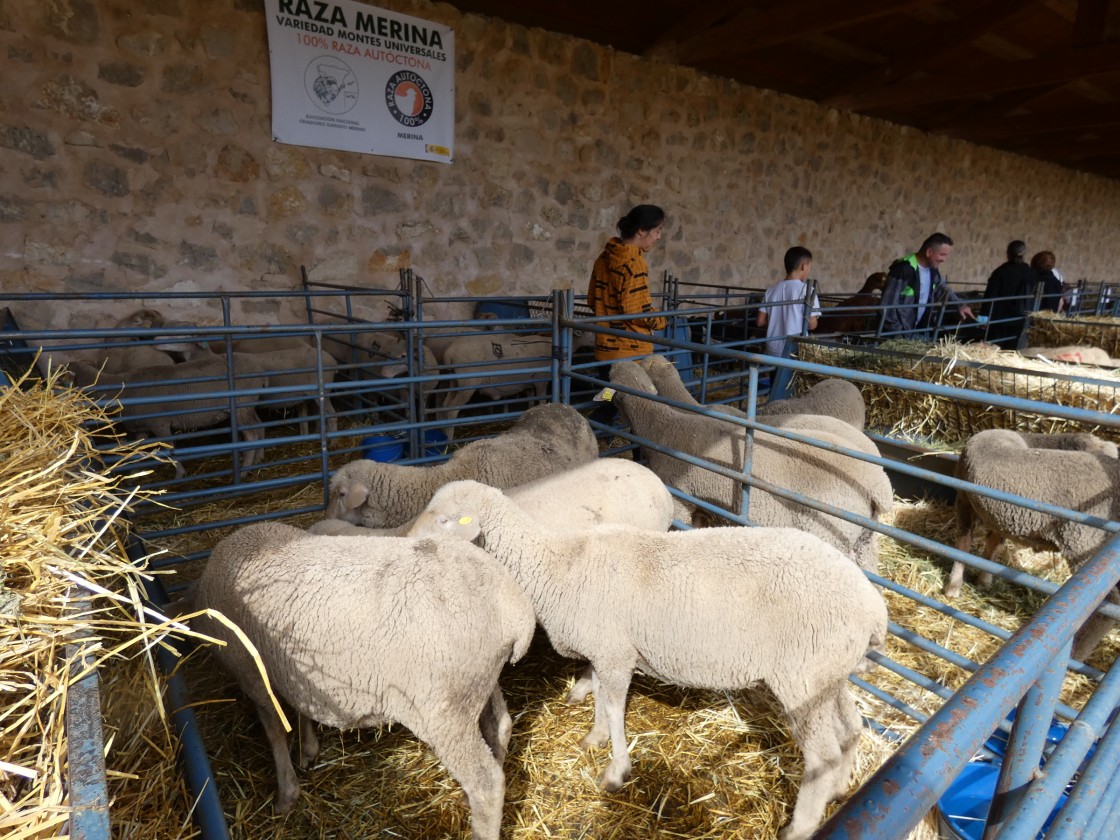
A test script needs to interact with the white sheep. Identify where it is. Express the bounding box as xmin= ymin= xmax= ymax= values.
xmin=96 ymin=308 xmax=177 ymax=372
xmin=168 ymin=339 xmax=339 ymax=436
xmin=327 ymin=402 xmax=599 ymax=528
xmin=1020 ymin=345 xmax=1114 ymax=366
xmin=641 ymin=355 xmax=866 ymax=429
xmin=185 ymin=521 xmax=535 ymax=838
xmin=320 ymin=458 xmax=672 ymax=537
xmin=943 ymin=429 xmax=1120 ymax=661
xmin=412 ymin=480 xmax=888 ymax=840
xmin=609 ymin=361 xmax=893 ymax=573
xmin=438 ymin=331 xmax=593 ymax=432
xmin=67 ymin=356 xmax=265 ymax=477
